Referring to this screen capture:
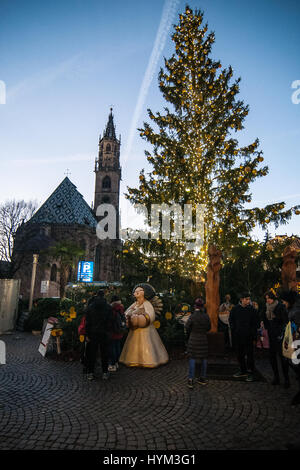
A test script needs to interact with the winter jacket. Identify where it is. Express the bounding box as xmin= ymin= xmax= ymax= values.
xmin=229 ymin=303 xmax=259 ymax=343
xmin=109 ymin=301 xmax=126 ymax=340
xmin=262 ymin=301 xmax=288 ymax=342
xmin=186 ymin=309 xmax=211 ymax=360
xmin=85 ymin=295 xmax=112 ymax=340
